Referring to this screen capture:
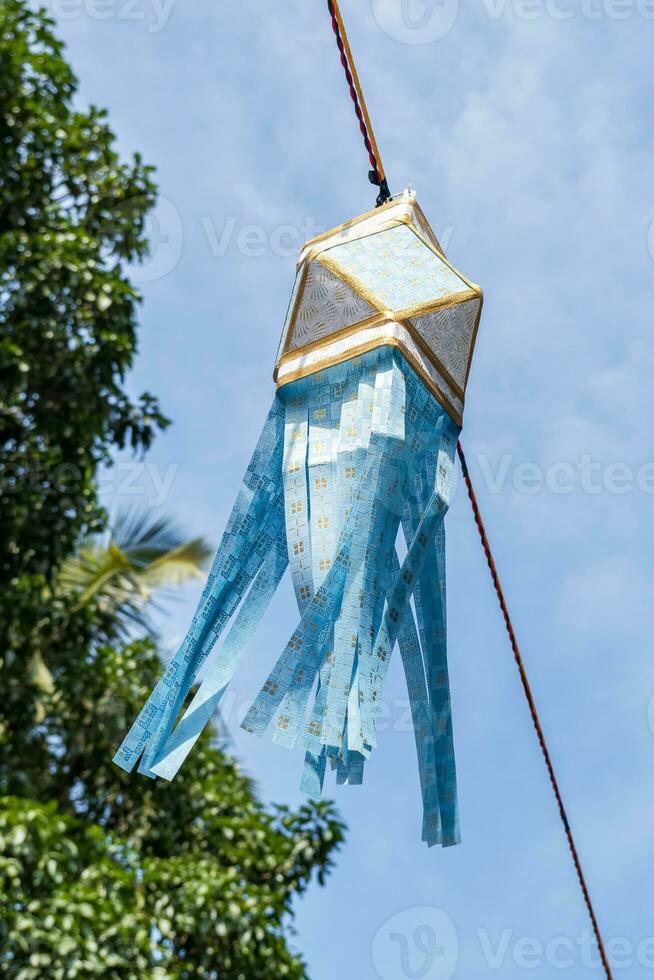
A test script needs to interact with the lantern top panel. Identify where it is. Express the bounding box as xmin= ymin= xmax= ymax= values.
xmin=319 ymin=223 xmax=470 ymax=315
xmin=297 ymin=190 xmax=444 ymax=265
xmin=275 ymin=189 xmax=483 ymax=427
